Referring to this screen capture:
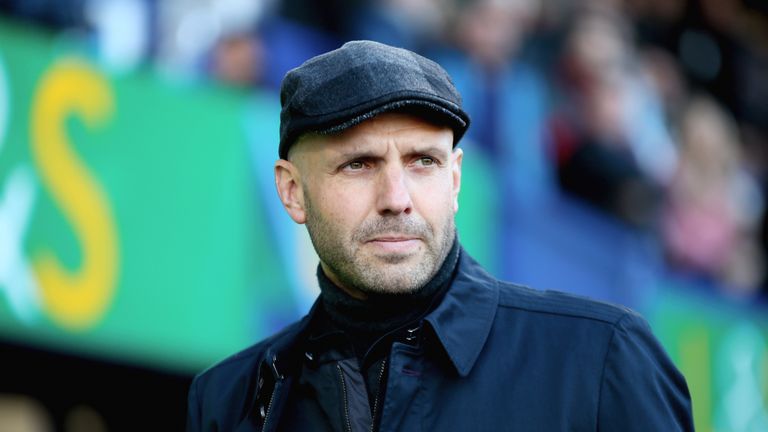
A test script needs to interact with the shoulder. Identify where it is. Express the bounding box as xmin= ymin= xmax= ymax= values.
xmin=187 ymin=319 xmax=308 ymax=430
xmin=194 ymin=320 xmax=303 ymax=388
xmin=493 ymin=282 xmax=692 ymax=429
xmin=455 ymin=249 xmax=637 ymax=328
xmin=496 ymin=280 xmax=637 ymax=327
